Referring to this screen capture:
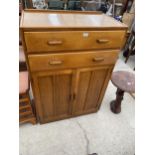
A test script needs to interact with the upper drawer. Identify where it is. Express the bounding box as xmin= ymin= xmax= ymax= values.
xmin=24 ymin=31 xmax=125 ymax=53
xmin=28 ymin=50 xmax=119 ymax=72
